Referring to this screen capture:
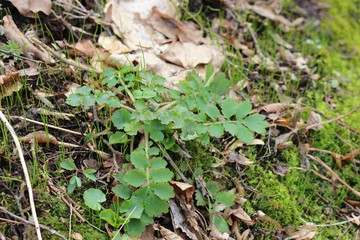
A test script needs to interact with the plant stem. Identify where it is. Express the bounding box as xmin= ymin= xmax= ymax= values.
xmin=144 ymin=131 xmax=150 ymax=186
